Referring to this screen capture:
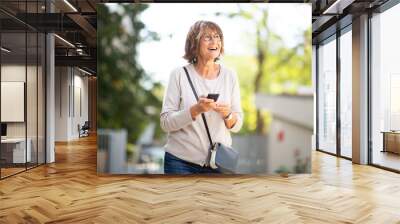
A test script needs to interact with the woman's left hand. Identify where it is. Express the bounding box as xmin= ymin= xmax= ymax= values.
xmin=214 ymin=103 xmax=231 ymax=119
